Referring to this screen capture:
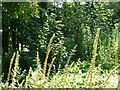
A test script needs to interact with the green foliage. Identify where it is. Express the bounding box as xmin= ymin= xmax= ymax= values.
xmin=0 ymin=28 xmax=119 ymax=88
xmin=44 ymin=64 xmax=118 ymax=88
xmin=0 ymin=55 xmax=118 ymax=88
xmin=1 ymin=2 xmax=119 ymax=88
